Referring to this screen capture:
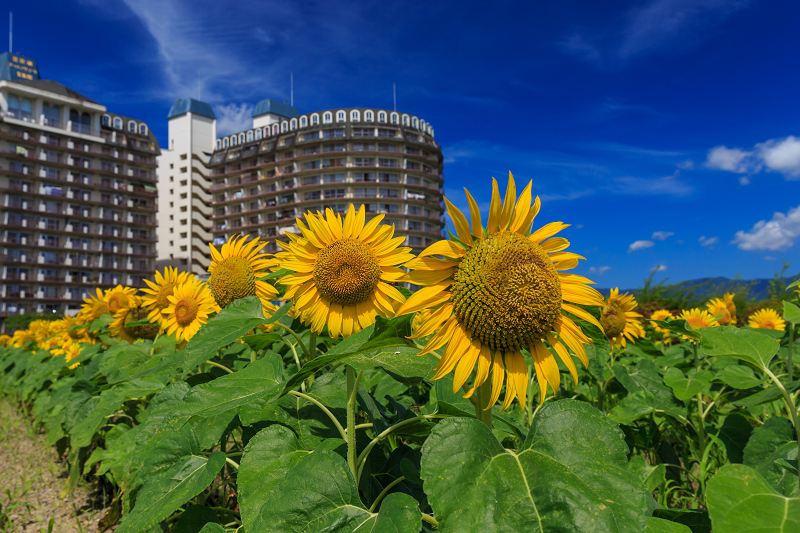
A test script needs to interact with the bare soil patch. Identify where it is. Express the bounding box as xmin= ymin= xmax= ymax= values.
xmin=0 ymin=399 xmax=111 ymax=533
